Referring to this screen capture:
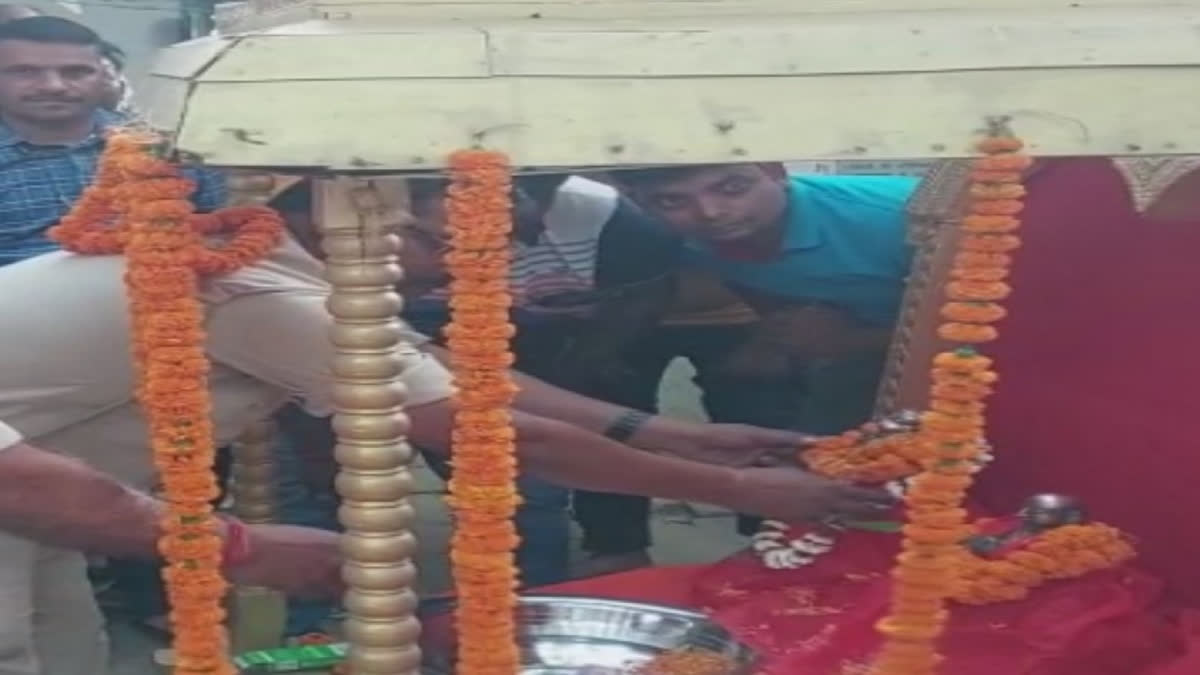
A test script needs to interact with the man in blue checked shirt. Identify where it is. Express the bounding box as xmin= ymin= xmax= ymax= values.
xmin=0 ymin=16 xmax=225 ymax=266
xmin=0 ymin=14 xmax=229 ymax=639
